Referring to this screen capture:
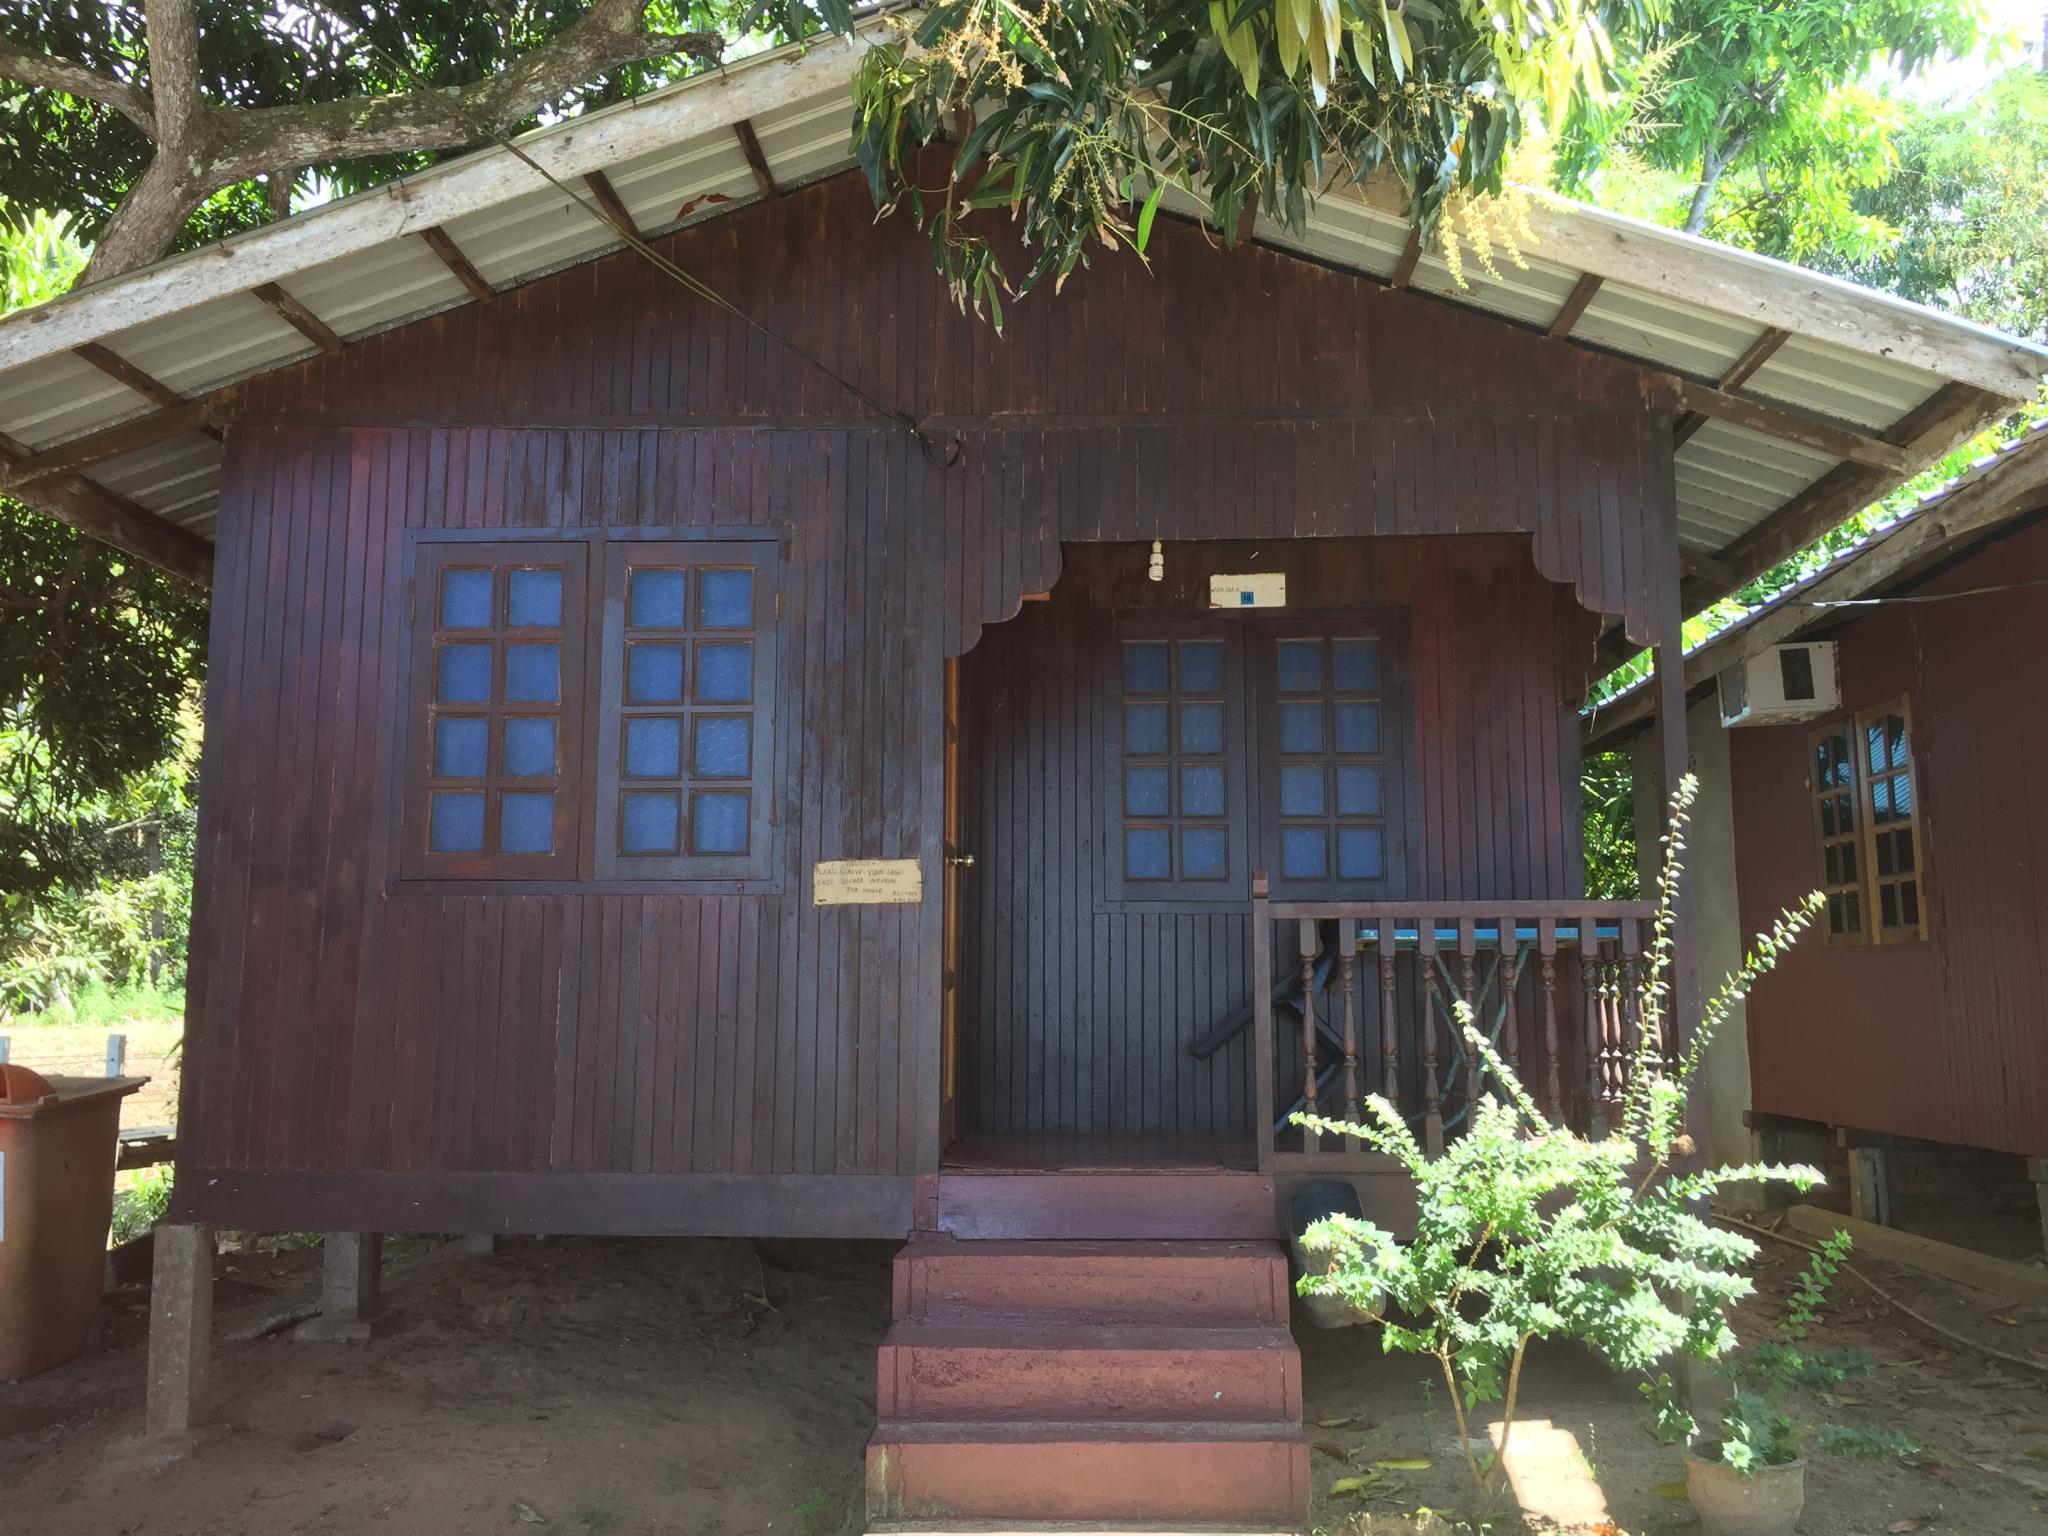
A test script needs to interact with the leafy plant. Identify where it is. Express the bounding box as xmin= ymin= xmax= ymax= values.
xmin=1293 ymin=773 xmax=1827 ymax=1508
xmin=1686 ymin=1230 xmax=1917 ymax=1473
xmin=110 ymin=1164 xmax=175 ymax=1246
